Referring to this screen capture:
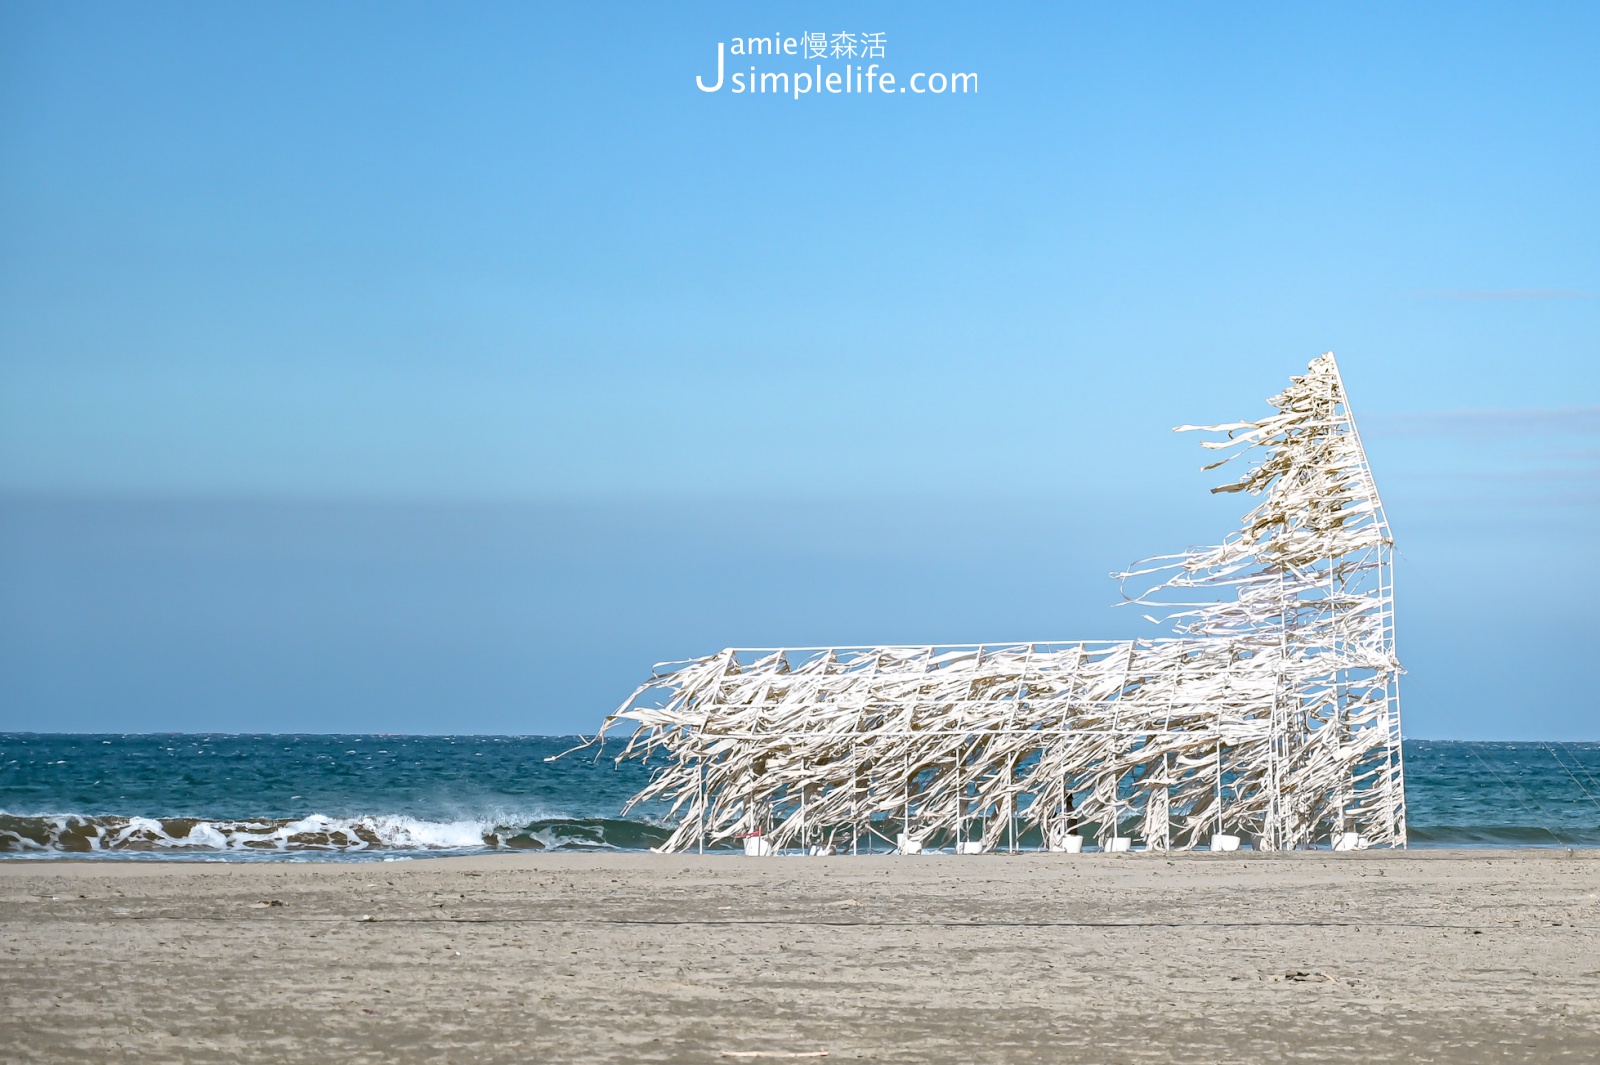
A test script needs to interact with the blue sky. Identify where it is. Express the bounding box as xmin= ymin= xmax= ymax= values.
xmin=1 ymin=3 xmax=1596 ymax=737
